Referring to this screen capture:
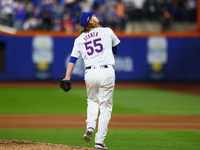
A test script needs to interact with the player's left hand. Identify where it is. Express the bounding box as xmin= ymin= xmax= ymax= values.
xmin=60 ymin=77 xmax=72 ymax=92
xmin=55 ymin=77 xmax=72 ymax=92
